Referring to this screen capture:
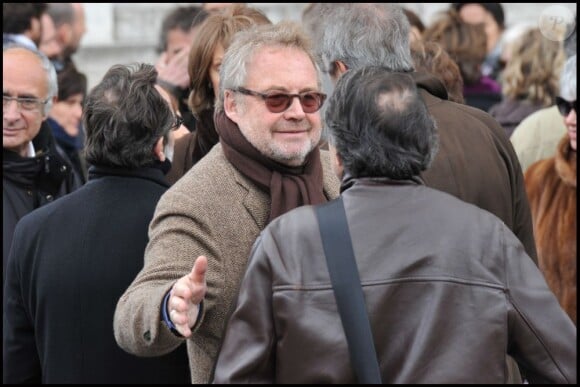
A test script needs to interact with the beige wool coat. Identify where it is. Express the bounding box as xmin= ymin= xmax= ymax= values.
xmin=113 ymin=143 xmax=340 ymax=383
